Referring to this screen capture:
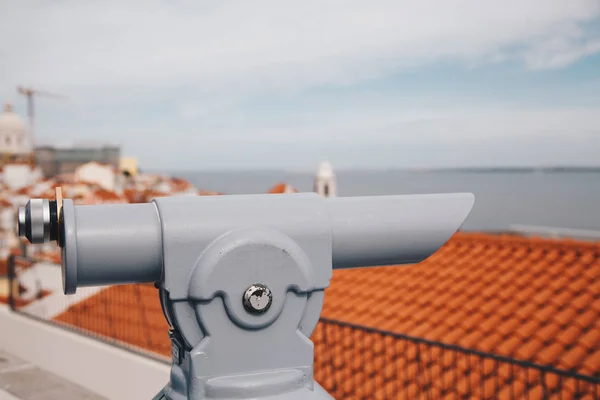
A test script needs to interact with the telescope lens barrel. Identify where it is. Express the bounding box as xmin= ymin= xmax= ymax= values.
xmin=17 ymin=207 xmax=26 ymax=237
xmin=17 ymin=199 xmax=59 ymax=244
xmin=61 ymin=201 xmax=163 ymax=292
xmin=16 ymin=192 xmax=474 ymax=293
xmin=17 ymin=198 xmax=164 ymax=294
